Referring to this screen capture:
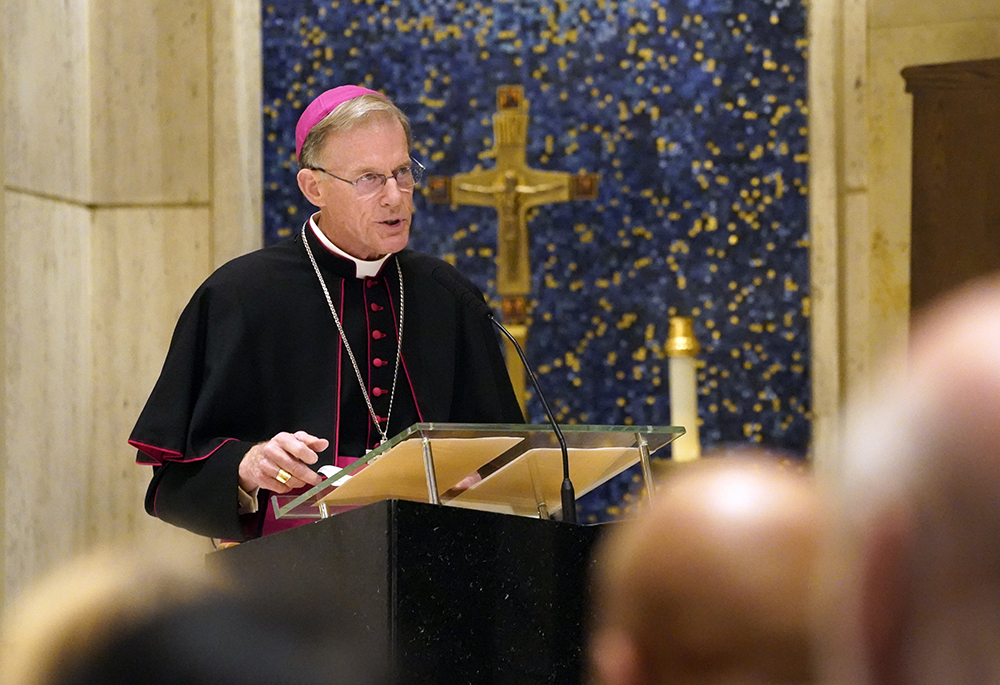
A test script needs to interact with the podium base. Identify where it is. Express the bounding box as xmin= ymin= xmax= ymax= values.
xmin=209 ymin=499 xmax=609 ymax=685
